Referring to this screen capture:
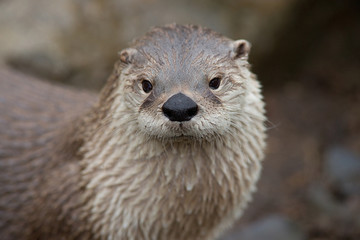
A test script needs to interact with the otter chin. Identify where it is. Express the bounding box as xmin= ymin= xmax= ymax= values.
xmin=0 ymin=24 xmax=266 ymax=240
